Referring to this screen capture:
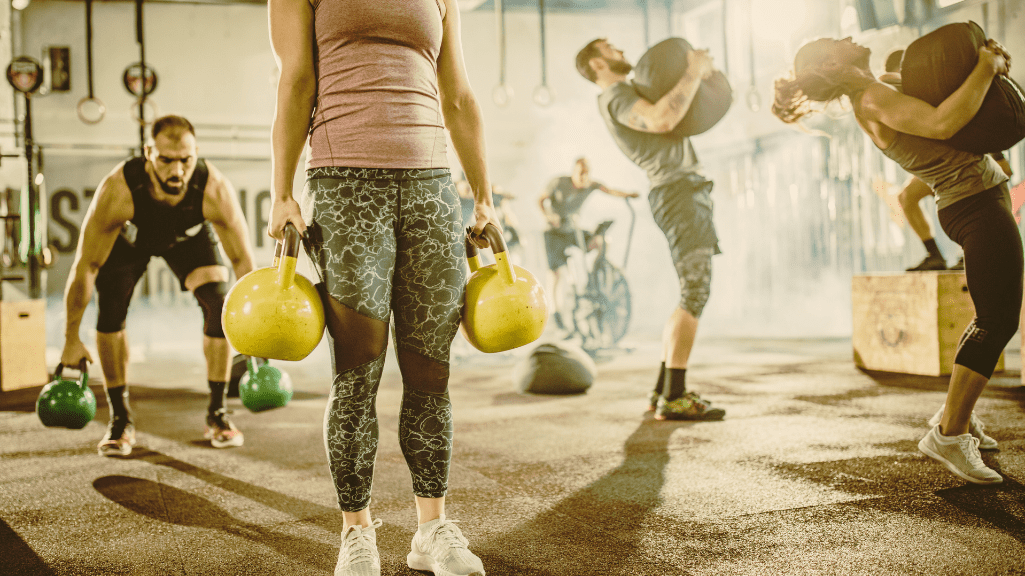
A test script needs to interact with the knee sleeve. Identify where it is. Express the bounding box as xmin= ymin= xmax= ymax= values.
xmin=954 ymin=316 xmax=1019 ymax=379
xmin=676 ymin=249 xmax=713 ymax=318
xmin=194 ymin=282 xmax=228 ymax=338
xmin=399 ymin=387 xmax=452 ymax=499
xmin=96 ymin=274 xmax=138 ymax=334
